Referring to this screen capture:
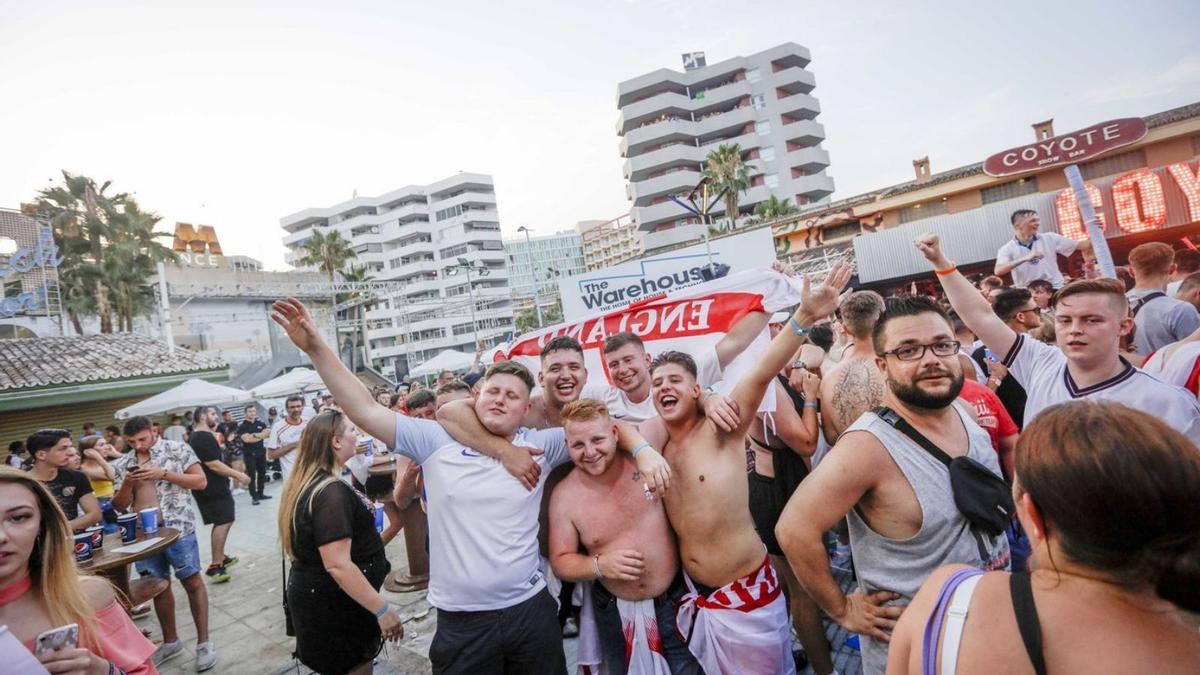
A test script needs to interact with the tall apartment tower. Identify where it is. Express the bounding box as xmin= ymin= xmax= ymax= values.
xmin=281 ymin=173 xmax=513 ymax=376
xmin=617 ymin=43 xmax=834 ymax=252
